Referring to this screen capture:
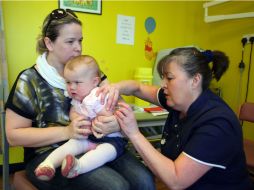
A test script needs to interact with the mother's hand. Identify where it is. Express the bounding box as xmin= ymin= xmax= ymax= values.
xmin=67 ymin=116 xmax=92 ymax=139
xmin=92 ymin=115 xmax=120 ymax=137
